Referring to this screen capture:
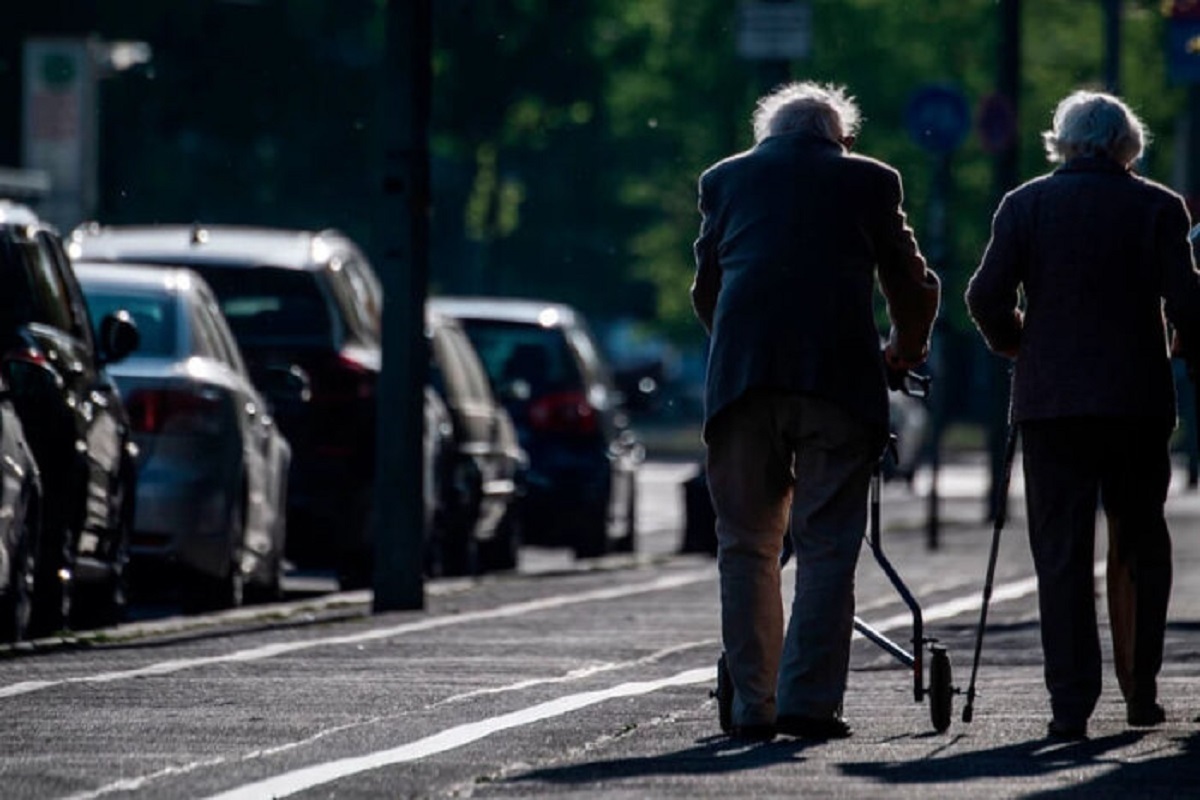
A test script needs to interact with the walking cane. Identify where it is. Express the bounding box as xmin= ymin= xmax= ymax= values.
xmin=961 ymin=422 xmax=1019 ymax=723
